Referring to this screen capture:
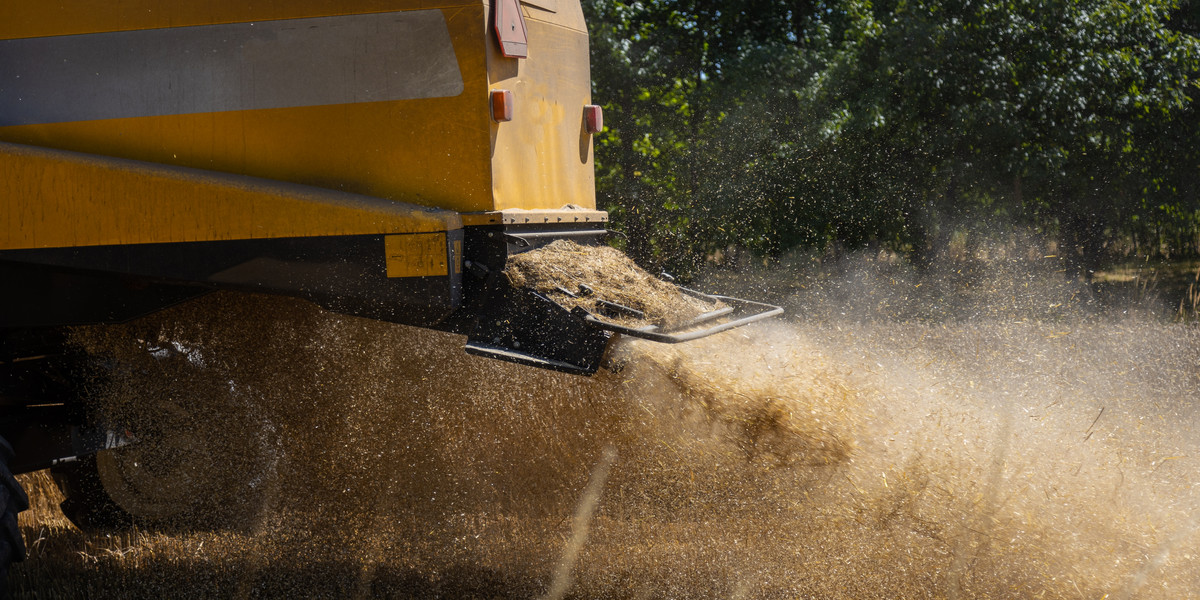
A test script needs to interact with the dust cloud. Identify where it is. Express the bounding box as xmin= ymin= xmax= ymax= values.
xmin=19 ymin=253 xmax=1200 ymax=598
